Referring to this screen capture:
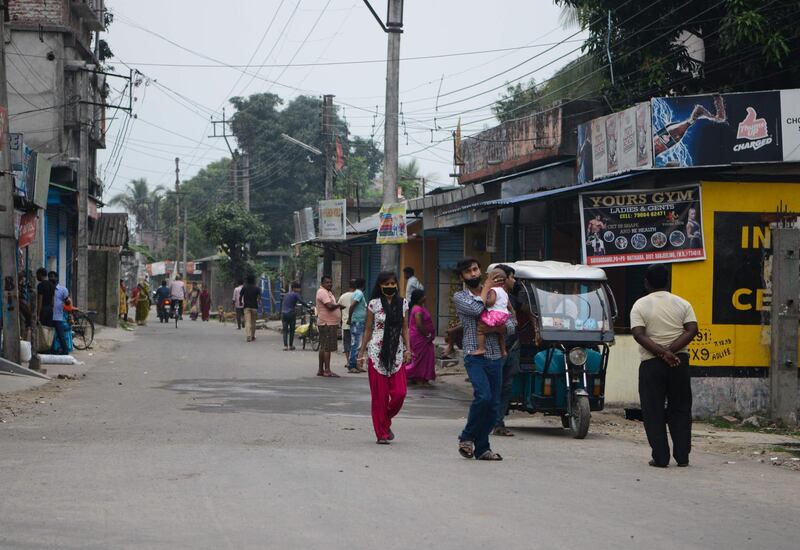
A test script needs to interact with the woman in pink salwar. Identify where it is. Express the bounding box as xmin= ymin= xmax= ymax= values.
xmin=405 ymin=289 xmax=436 ymax=385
